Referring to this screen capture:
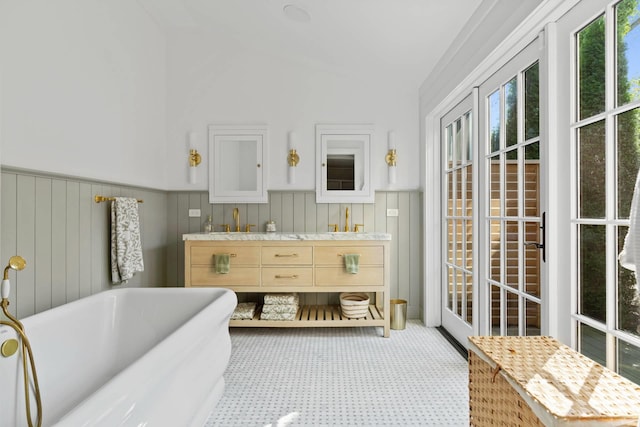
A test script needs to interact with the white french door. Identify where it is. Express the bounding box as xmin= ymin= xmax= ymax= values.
xmin=555 ymin=0 xmax=640 ymax=383
xmin=441 ymin=95 xmax=476 ymax=343
xmin=478 ymin=39 xmax=546 ymax=337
